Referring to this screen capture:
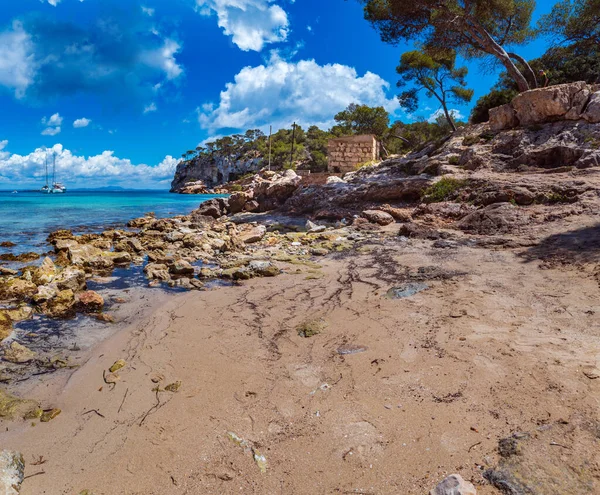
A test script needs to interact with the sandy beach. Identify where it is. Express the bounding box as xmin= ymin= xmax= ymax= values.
xmin=3 ymin=213 xmax=599 ymax=494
